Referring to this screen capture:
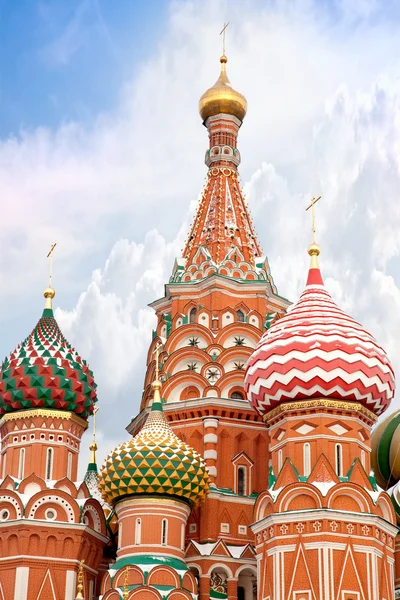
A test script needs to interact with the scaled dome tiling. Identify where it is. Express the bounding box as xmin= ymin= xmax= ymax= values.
xmin=99 ymin=393 xmax=210 ymax=507
xmin=245 ymin=253 xmax=395 ymax=417
xmin=0 ymin=305 xmax=97 ymax=419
